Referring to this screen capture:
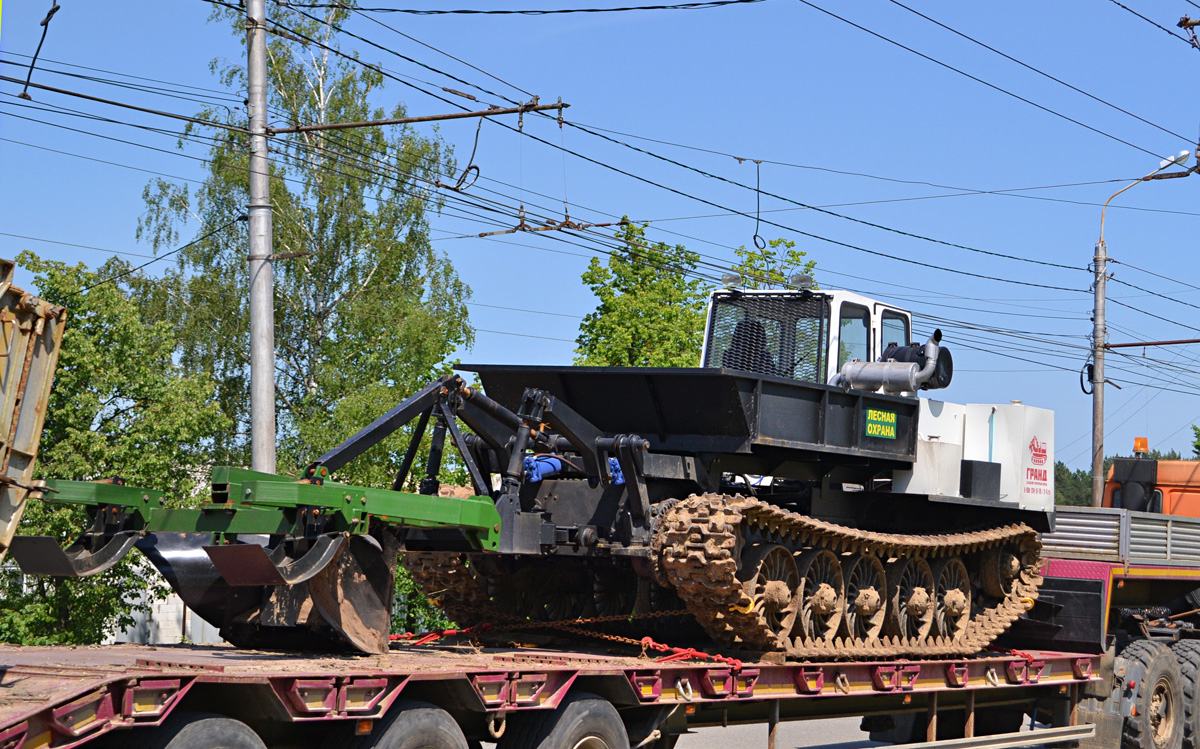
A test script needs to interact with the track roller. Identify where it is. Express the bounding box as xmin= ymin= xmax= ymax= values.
xmin=886 ymin=557 xmax=933 ymax=641
xmin=931 ymin=557 xmax=971 ymax=641
xmin=738 ymin=543 xmax=800 ymax=648
xmin=795 ymin=548 xmax=844 ymax=644
xmin=843 ymin=552 xmax=886 ymax=642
